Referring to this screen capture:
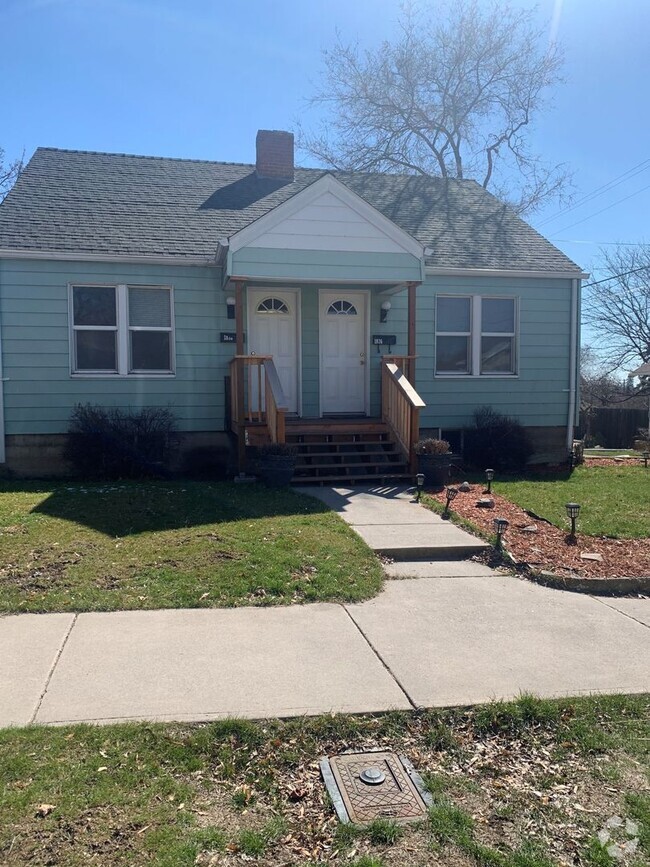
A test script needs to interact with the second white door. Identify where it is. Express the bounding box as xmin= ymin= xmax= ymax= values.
xmin=320 ymin=291 xmax=368 ymax=414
